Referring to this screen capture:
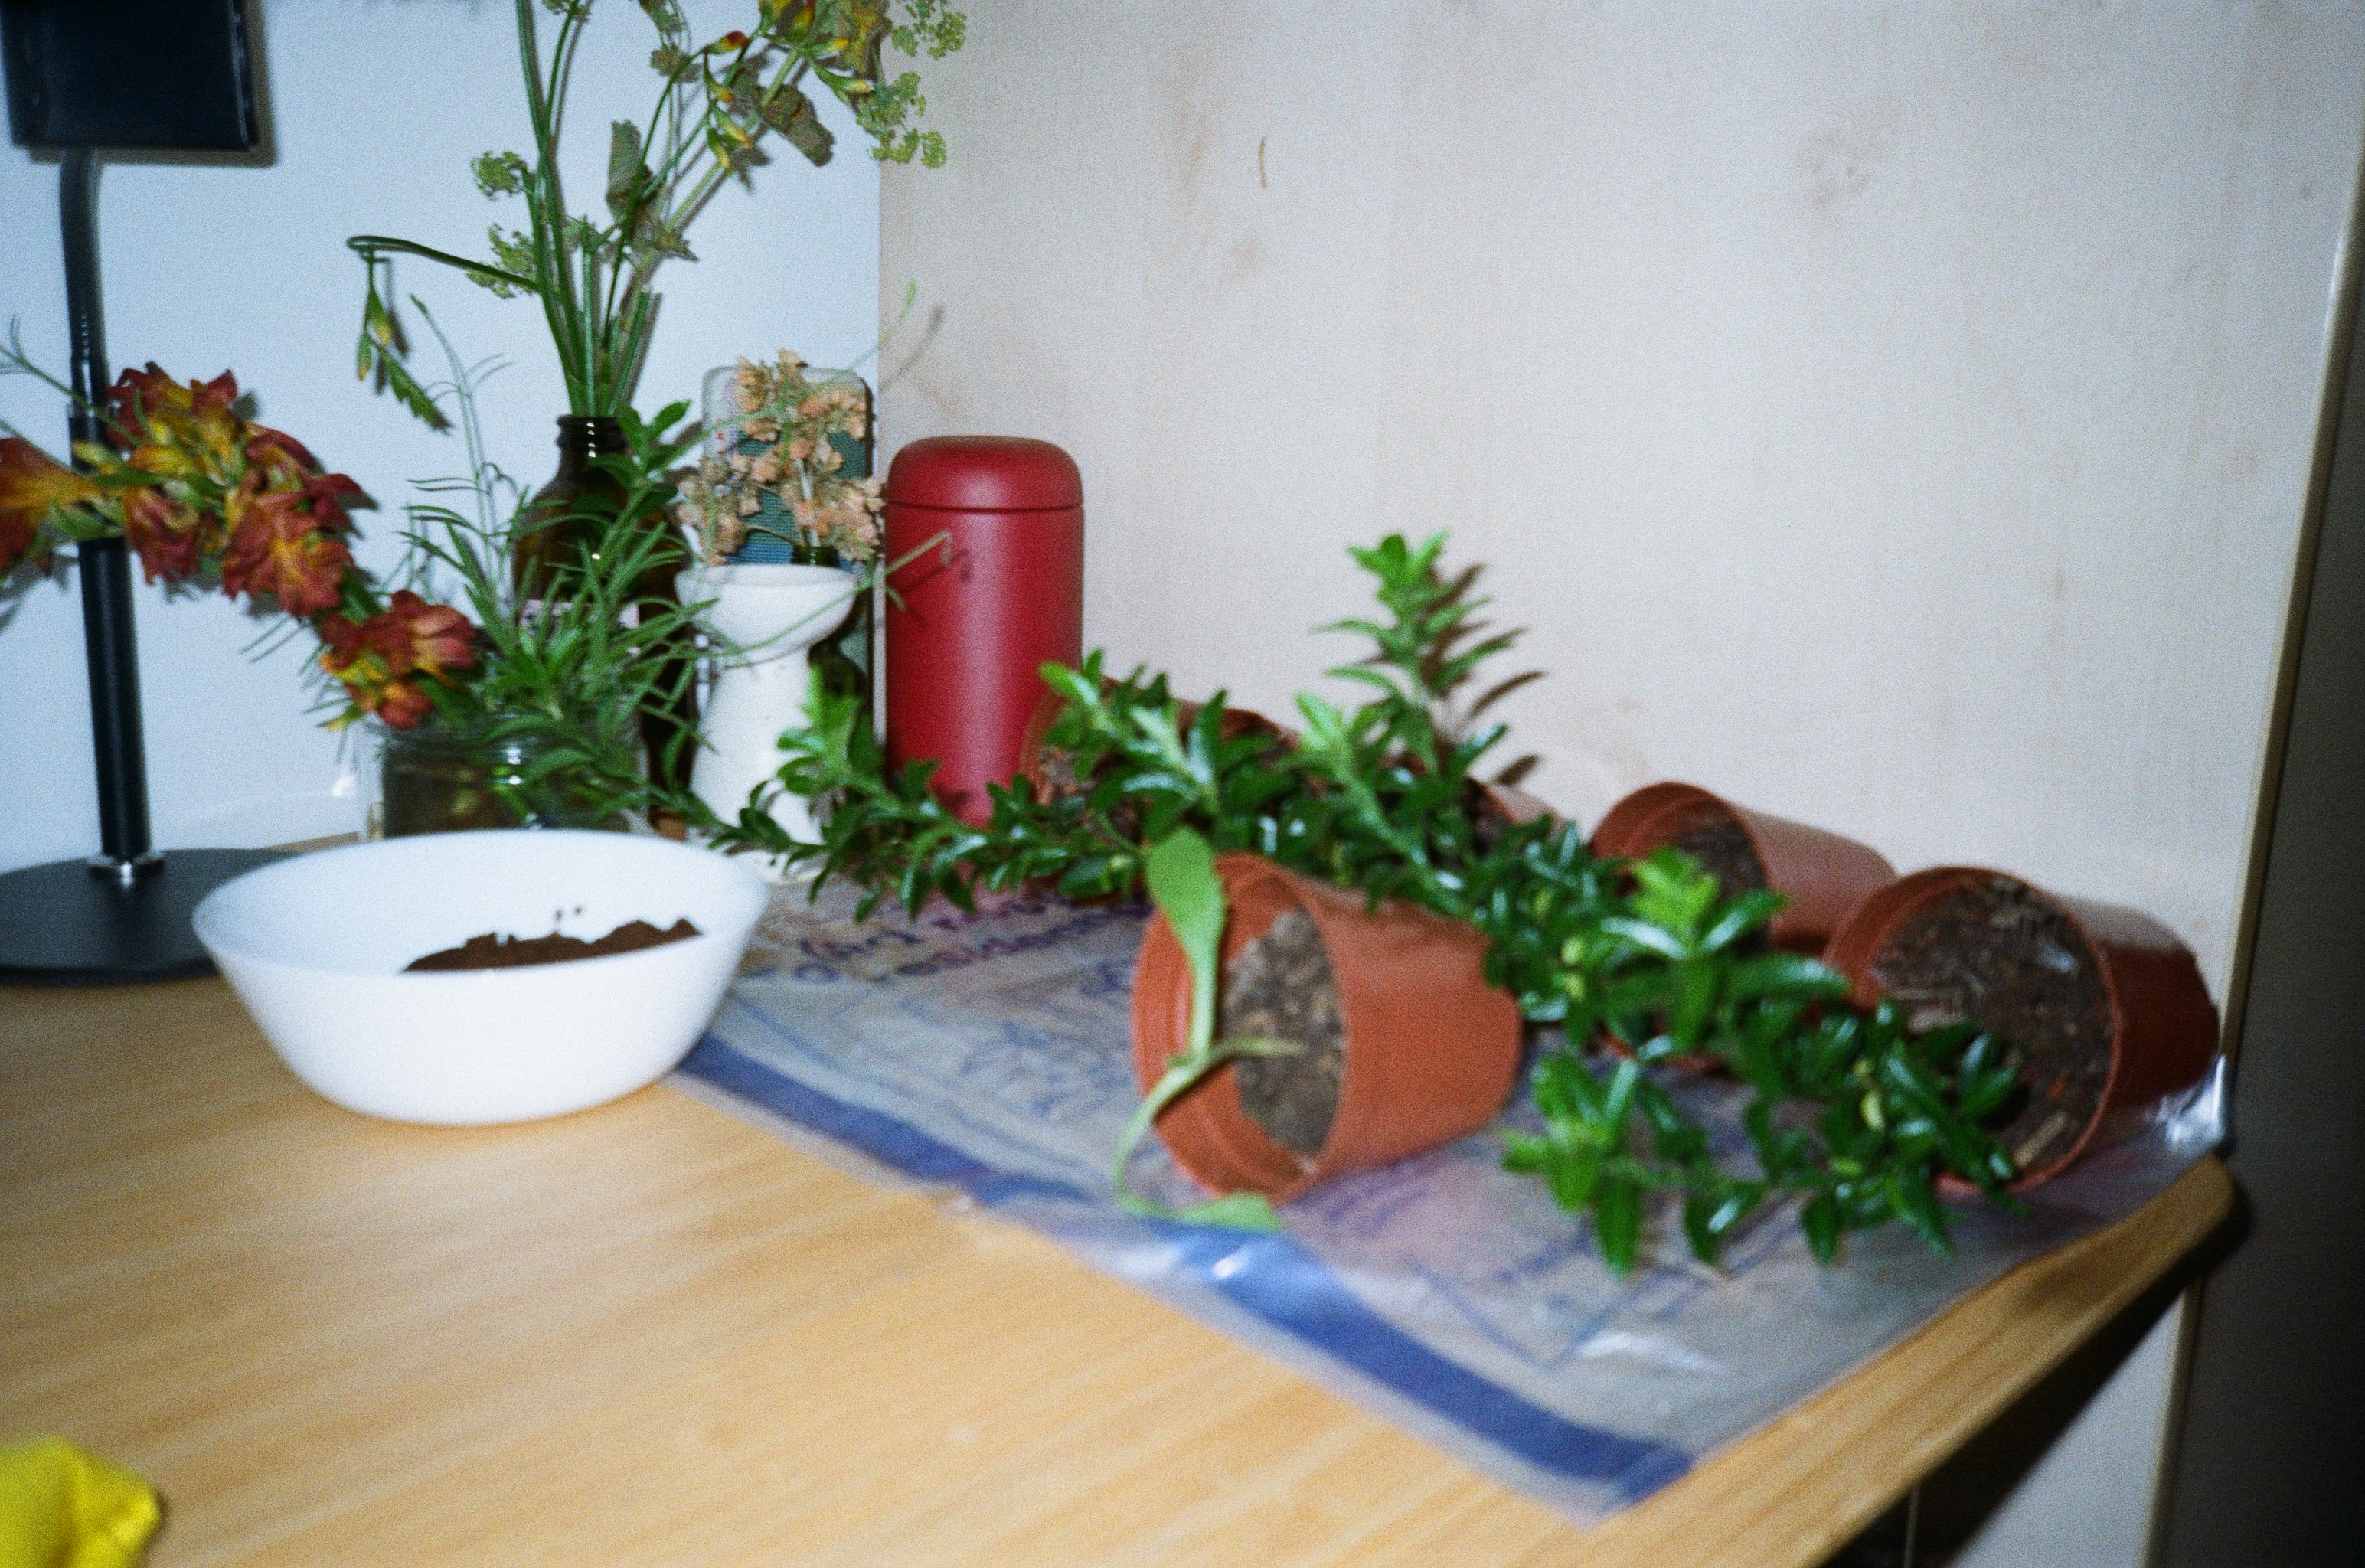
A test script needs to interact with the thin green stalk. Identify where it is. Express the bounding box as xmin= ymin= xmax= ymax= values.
xmin=345 ymin=237 xmax=534 ymax=294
